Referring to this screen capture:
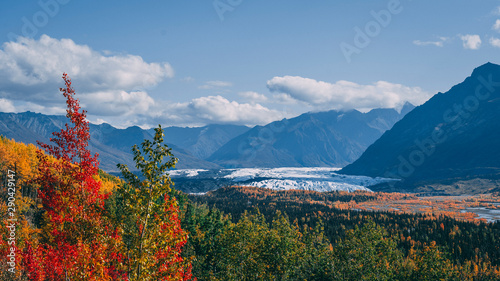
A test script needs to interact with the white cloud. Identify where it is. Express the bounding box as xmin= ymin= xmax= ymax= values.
xmin=0 ymin=35 xmax=174 ymax=100
xmin=272 ymin=93 xmax=299 ymax=105
xmin=266 ymin=76 xmax=431 ymax=112
xmin=198 ymin=80 xmax=232 ymax=89
xmin=152 ymin=95 xmax=284 ymax=126
xmin=493 ymin=19 xmax=500 ymax=32
xmin=80 ymin=90 xmax=155 ymax=116
xmin=413 ymin=37 xmax=449 ymax=47
xmin=0 ymin=35 xmax=289 ymax=127
xmin=413 ymin=40 xmax=442 ymax=47
xmin=0 ymin=35 xmax=177 ymax=121
xmin=238 ymin=91 xmax=268 ymax=103
xmin=10 ymin=101 xmax=67 ymax=116
xmin=0 ymin=98 xmax=15 ymax=112
xmin=490 ymin=37 xmax=500 ymax=48
xmin=90 ymin=118 xmax=106 ymax=125
xmin=493 ymin=6 xmax=500 ymax=16
xmin=460 ymin=34 xmax=481 ymax=50
xmin=181 ymin=76 xmax=195 ymax=83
